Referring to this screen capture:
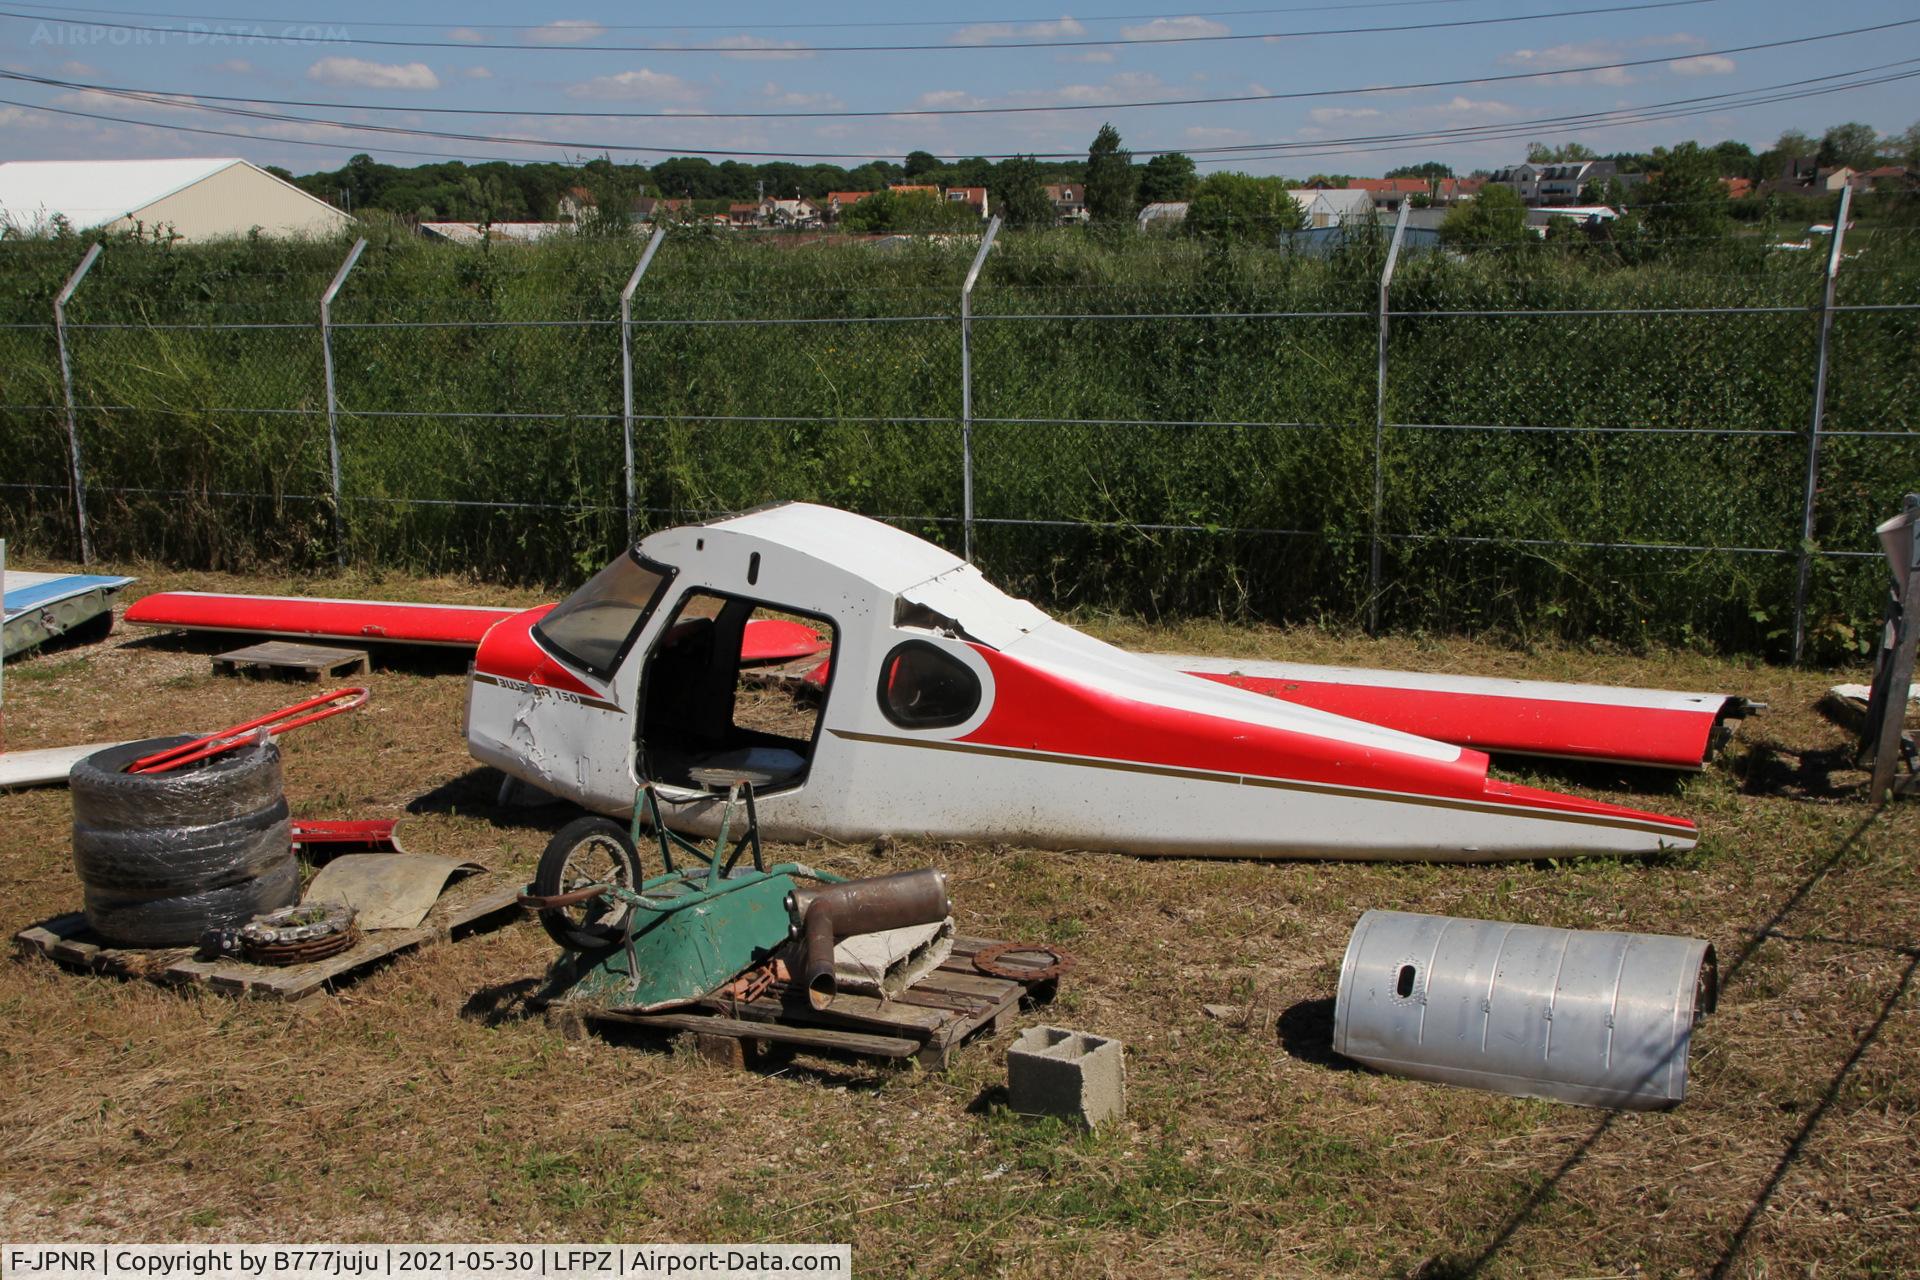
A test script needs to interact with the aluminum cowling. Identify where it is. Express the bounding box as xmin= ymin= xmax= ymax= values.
xmin=1333 ymin=909 xmax=1717 ymax=1110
